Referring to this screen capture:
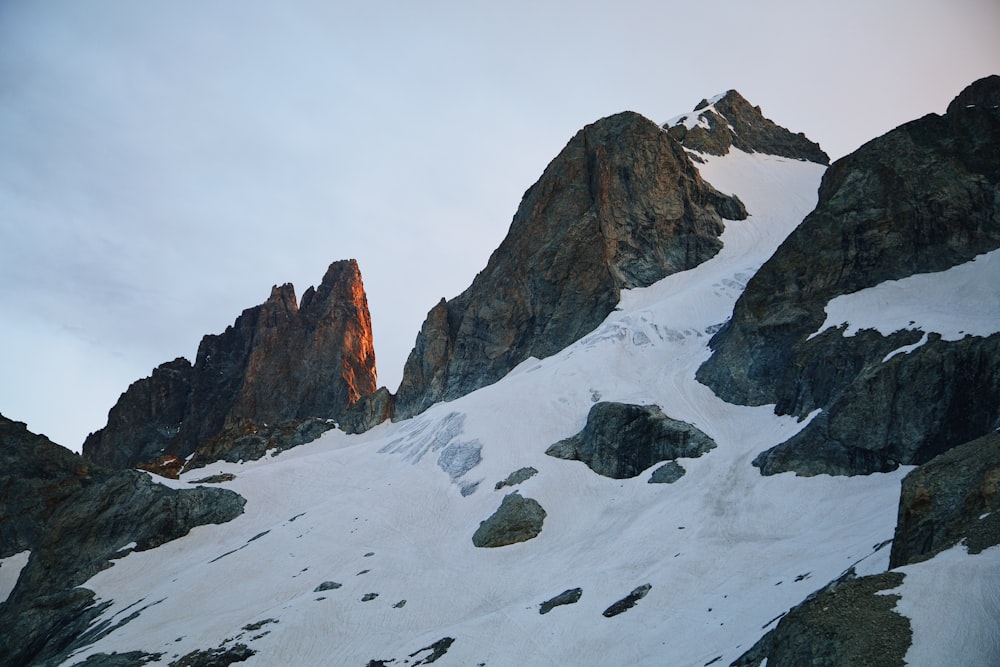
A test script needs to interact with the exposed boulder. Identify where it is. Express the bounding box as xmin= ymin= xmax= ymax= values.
xmin=664 ymin=90 xmax=829 ymax=164
xmin=0 ymin=417 xmax=246 ymax=667
xmin=697 ymin=75 xmax=1000 ymax=475
xmin=495 ymin=466 xmax=538 ymax=490
xmin=648 ymin=460 xmax=686 ymax=484
xmin=890 ymin=431 xmax=1000 ymax=568
xmin=84 ymin=259 xmax=378 ymax=473
xmin=394 ymin=111 xmax=746 ymax=419
xmin=539 ymin=587 xmax=582 ymax=614
xmin=733 ymin=571 xmax=910 ymax=667
xmin=546 ymin=402 xmax=716 ymax=479
xmin=601 ymin=583 xmax=652 ymax=618
xmin=472 ymin=492 xmax=546 ymax=548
